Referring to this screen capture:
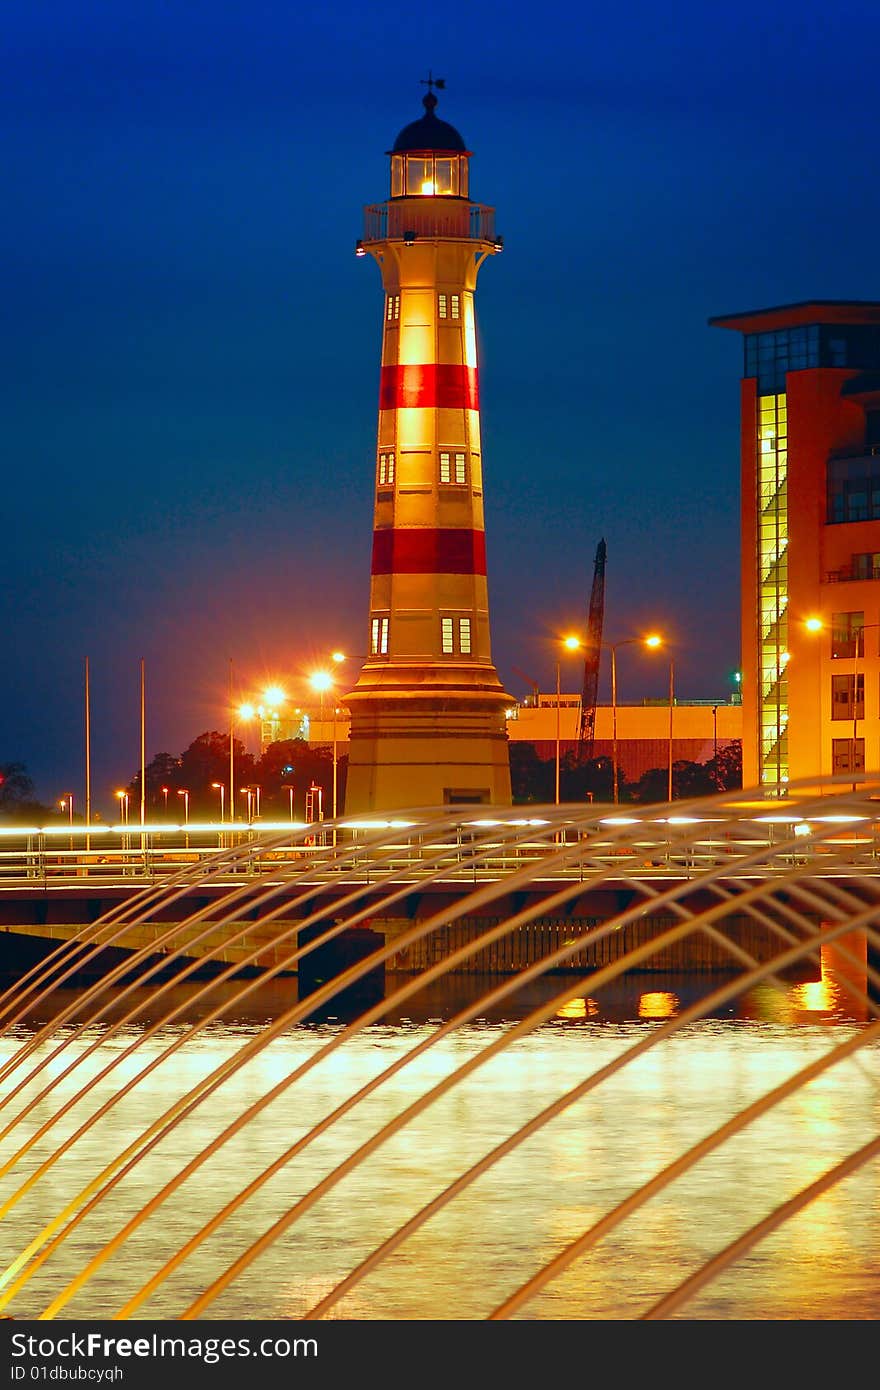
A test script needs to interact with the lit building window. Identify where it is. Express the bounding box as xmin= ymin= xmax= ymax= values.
xmin=438 ymin=293 xmax=461 ymax=321
xmin=439 ymin=450 xmax=467 ymax=485
xmin=831 ymin=673 xmax=864 ymax=721
xmin=831 ymin=611 xmax=864 ymax=659
xmin=386 ymin=294 xmax=400 ymax=323
xmin=441 ymin=617 xmax=454 ymax=654
xmin=459 ymin=617 xmax=472 ymax=654
xmin=378 ymin=451 xmax=395 ymax=486
xmin=370 ymin=616 xmax=389 ymax=655
xmin=832 ymin=737 xmax=865 ymax=772
xmin=450 ymin=293 xmax=460 ymax=320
